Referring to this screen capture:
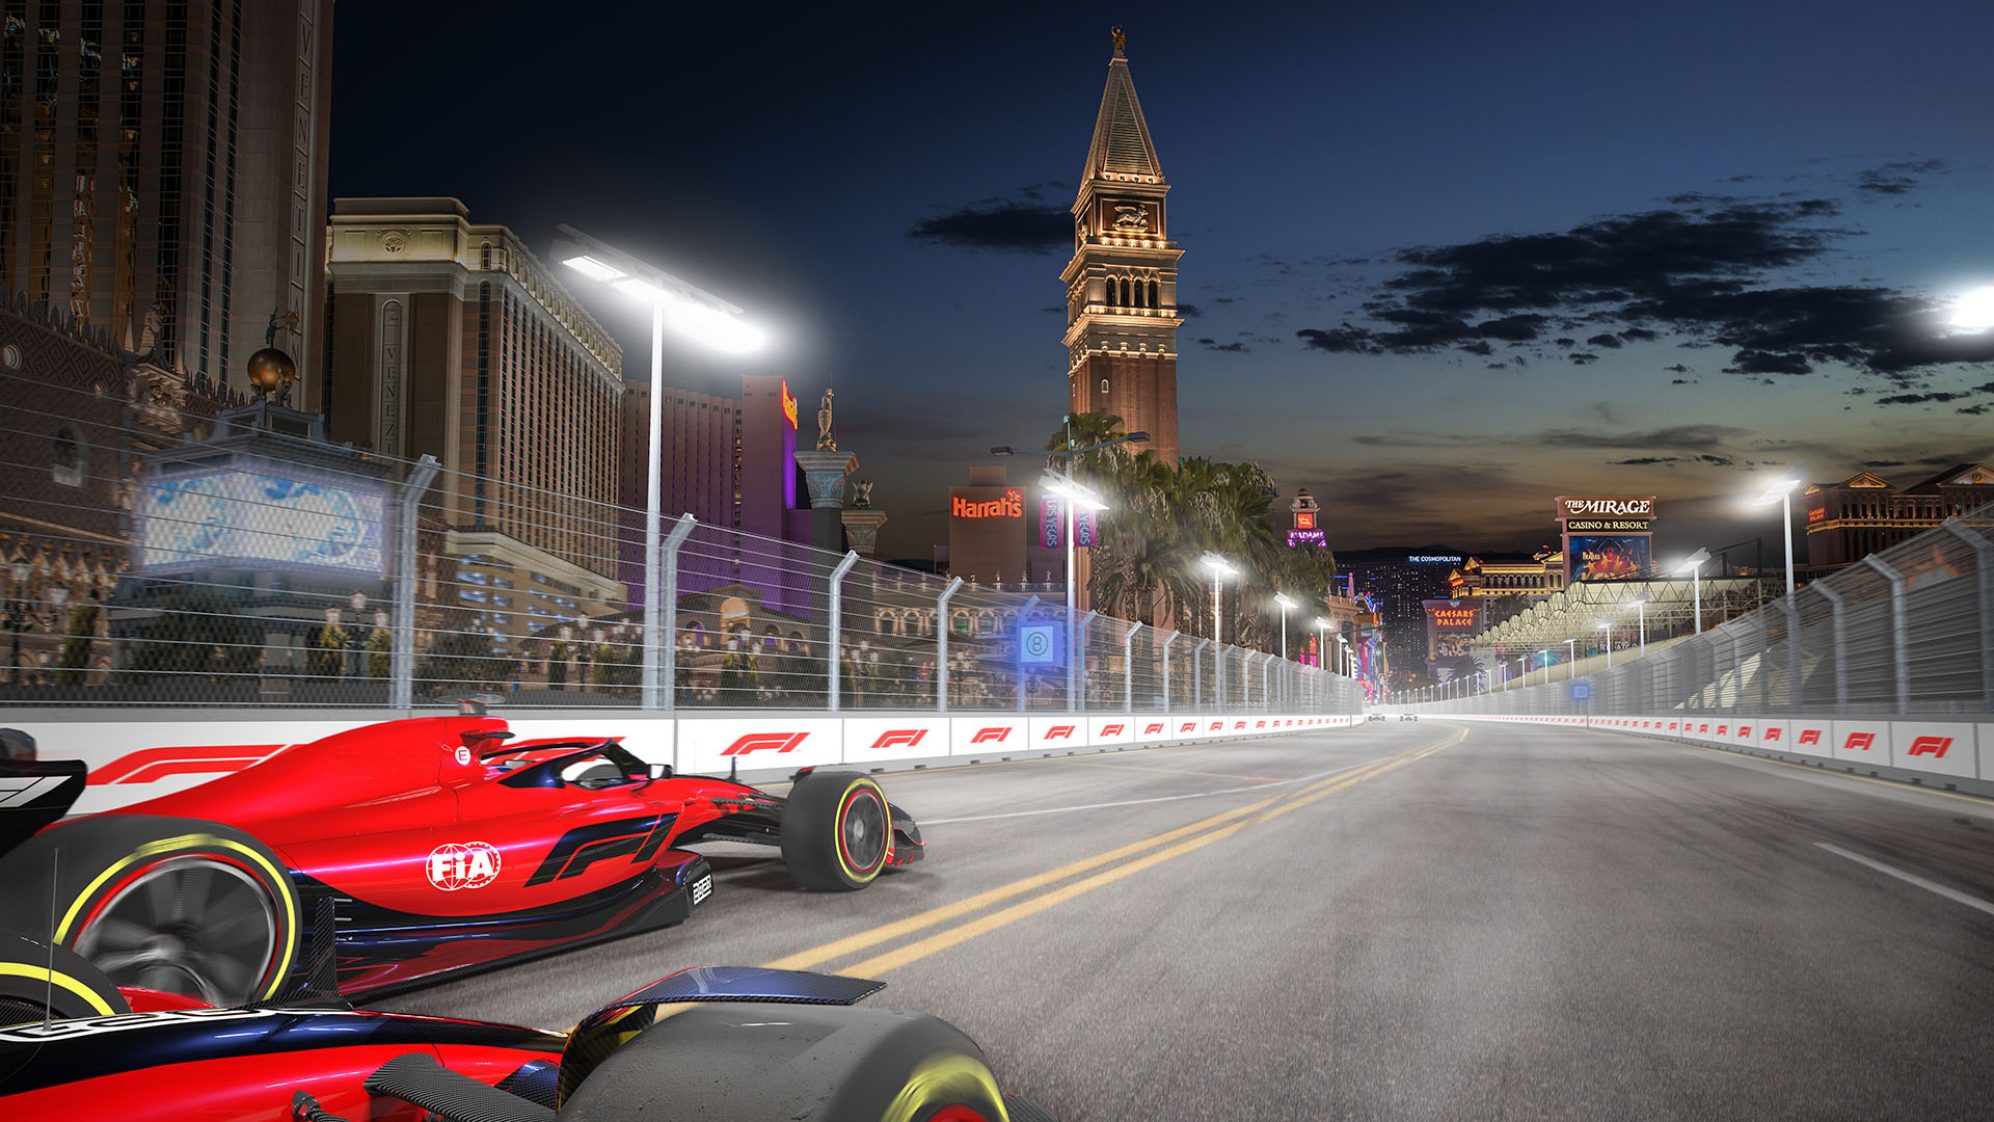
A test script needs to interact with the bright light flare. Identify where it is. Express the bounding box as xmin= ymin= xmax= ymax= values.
xmin=1751 ymin=475 xmax=1800 ymax=507
xmin=1040 ymin=473 xmax=1108 ymax=511
xmin=1201 ymin=553 xmax=1238 ymax=578
xmin=613 ymin=277 xmax=675 ymax=305
xmin=1948 ymin=284 xmax=1994 ymax=334
xmin=1672 ymin=547 xmax=1711 ymax=575
xmin=668 ymin=301 xmax=765 ymax=354
xmin=1274 ymin=593 xmax=1297 ymax=612
xmin=562 ymin=255 xmax=626 ymax=282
